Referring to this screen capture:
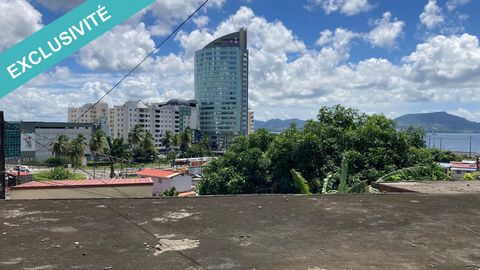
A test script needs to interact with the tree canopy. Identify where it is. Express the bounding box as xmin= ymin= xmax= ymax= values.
xmin=197 ymin=105 xmax=450 ymax=195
